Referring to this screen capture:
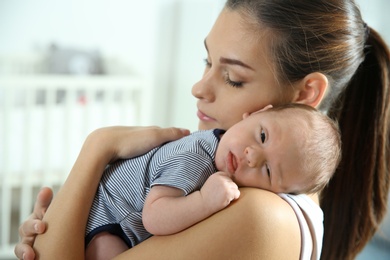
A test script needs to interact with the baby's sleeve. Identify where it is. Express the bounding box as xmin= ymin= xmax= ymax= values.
xmin=151 ymin=151 xmax=215 ymax=195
